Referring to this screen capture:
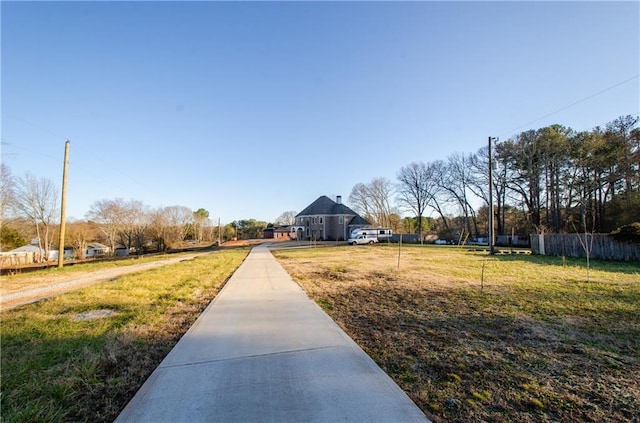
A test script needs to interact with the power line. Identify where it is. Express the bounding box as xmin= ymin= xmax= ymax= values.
xmin=499 ymin=74 xmax=639 ymax=138
xmin=2 ymin=116 xmax=165 ymax=203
